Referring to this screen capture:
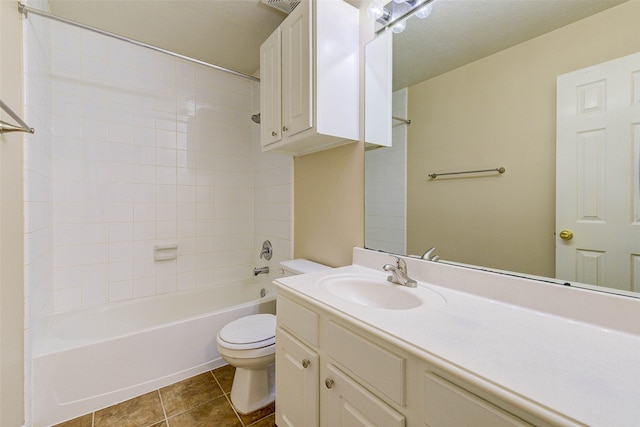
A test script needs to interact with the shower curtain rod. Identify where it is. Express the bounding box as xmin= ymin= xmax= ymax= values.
xmin=0 ymin=98 xmax=34 ymax=134
xmin=17 ymin=2 xmax=260 ymax=83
